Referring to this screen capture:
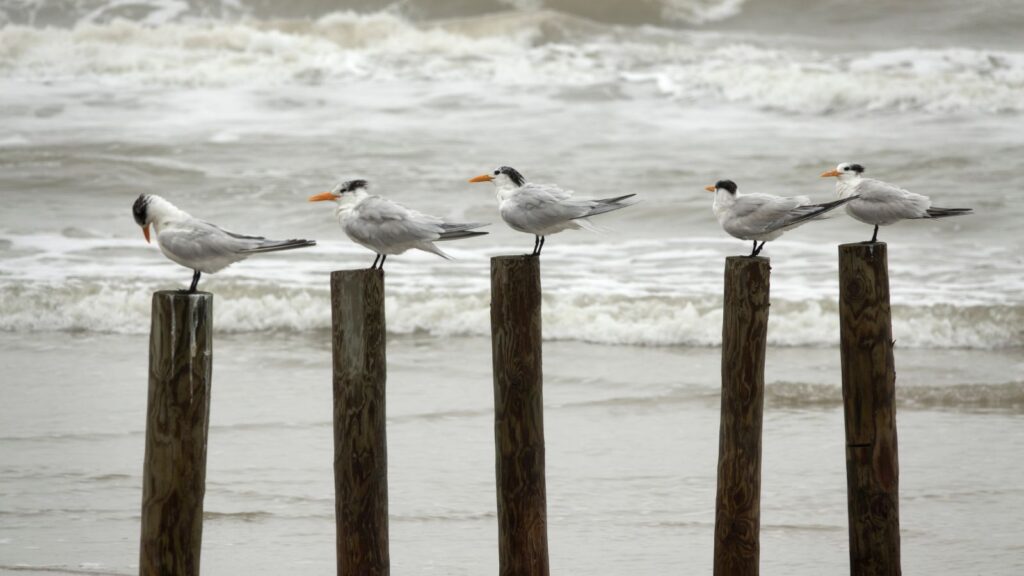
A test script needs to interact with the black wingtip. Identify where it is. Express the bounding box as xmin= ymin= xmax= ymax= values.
xmin=926 ymin=207 xmax=973 ymax=218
